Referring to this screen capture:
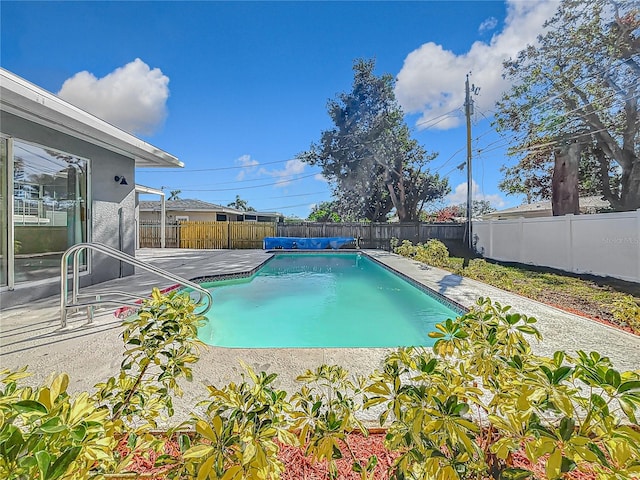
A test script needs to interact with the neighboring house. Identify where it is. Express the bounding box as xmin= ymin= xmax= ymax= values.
xmin=0 ymin=68 xmax=182 ymax=307
xmin=480 ymin=196 xmax=611 ymax=220
xmin=139 ymin=199 xmax=283 ymax=223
